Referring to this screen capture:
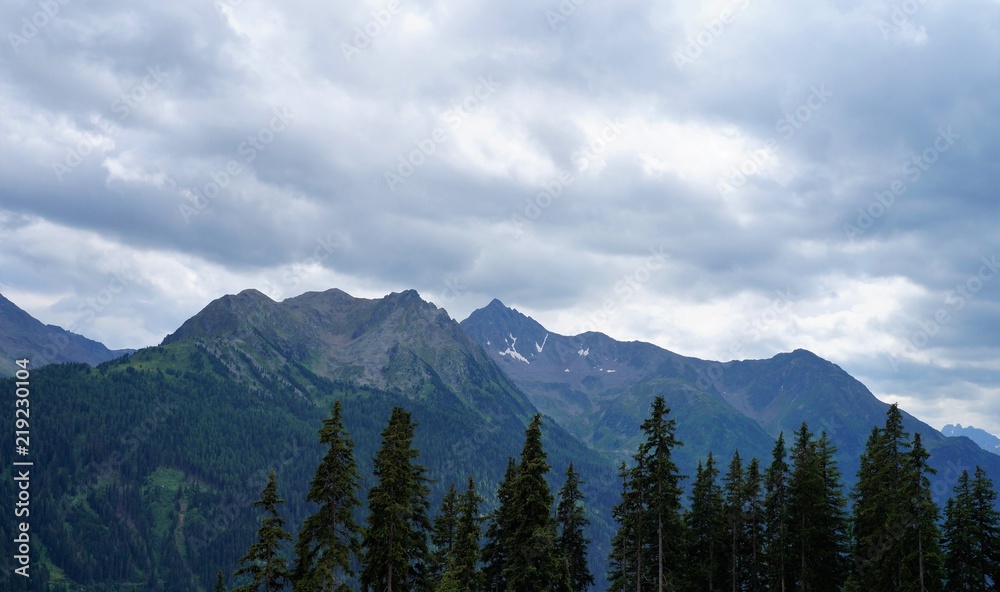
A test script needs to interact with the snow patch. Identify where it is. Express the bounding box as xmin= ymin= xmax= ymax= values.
xmin=535 ymin=333 xmax=548 ymax=353
xmin=498 ymin=333 xmax=530 ymax=364
xmin=564 ymin=369 xmax=570 ymax=372
xmin=578 ymin=347 xmax=589 ymax=356
xmin=607 ymin=369 xmax=616 ymax=373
